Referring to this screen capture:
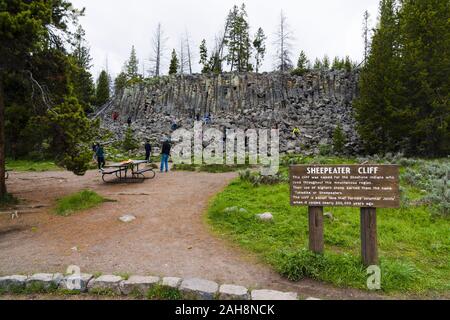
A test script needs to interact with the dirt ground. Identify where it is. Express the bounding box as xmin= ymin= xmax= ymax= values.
xmin=0 ymin=168 xmax=390 ymax=300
